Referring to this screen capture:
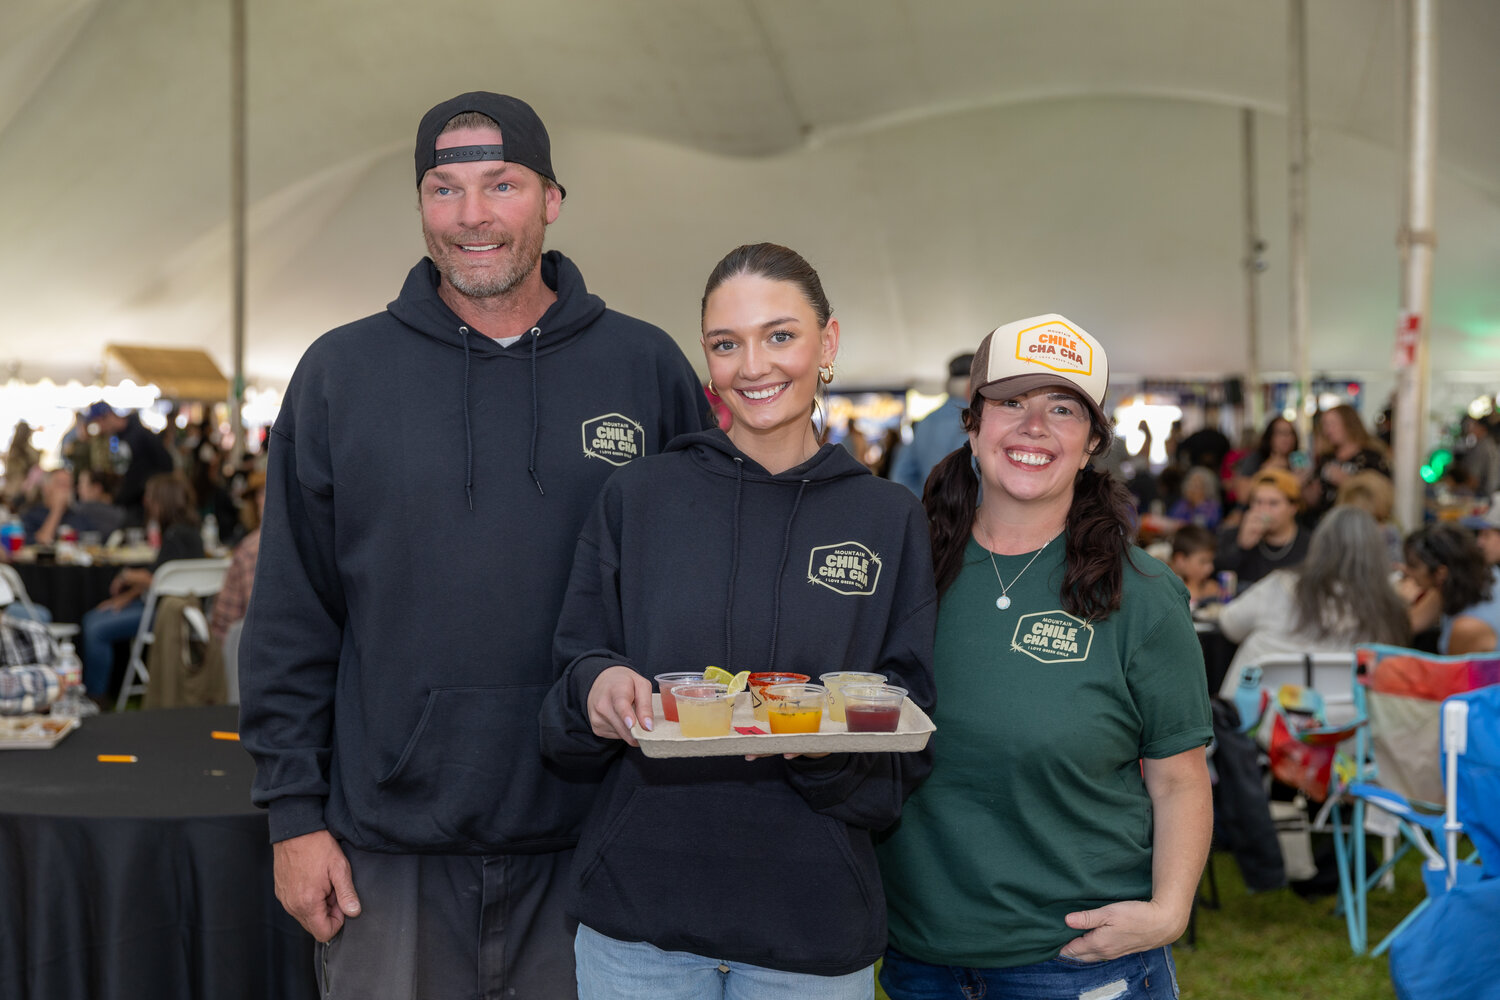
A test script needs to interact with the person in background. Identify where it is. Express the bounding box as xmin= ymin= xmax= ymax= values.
xmin=4 ymin=421 xmax=41 ymax=507
xmin=1215 ymin=468 xmax=1310 ymax=589
xmin=209 ymin=470 xmax=264 ymax=647
xmin=1461 ymin=416 xmax=1500 ymax=499
xmin=1168 ymin=465 xmax=1223 ymax=530
xmin=1304 ymin=404 xmax=1388 ymax=524
xmin=1401 ymin=523 xmax=1500 ymax=656
xmin=85 ymin=403 xmax=176 ymax=527
xmin=1336 ymin=469 xmax=1402 ymax=568
xmin=1461 ymin=499 xmax=1500 ymax=569
xmin=78 ymin=472 xmax=203 ymax=698
xmin=891 ymin=352 xmax=975 ymax=496
xmin=237 ymin=92 xmax=707 ymax=999
xmin=1230 ymin=415 xmax=1300 ymax=511
xmin=1176 ymin=406 xmax=1230 ymax=474
xmin=1170 ymin=524 xmax=1221 ymax=608
xmin=22 ymin=468 xmax=124 ymax=544
xmin=541 ymin=242 xmax=936 ymax=999
xmin=878 ymin=313 xmax=1211 ymax=1000
xmin=1216 ymin=506 xmax=1410 ymax=700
